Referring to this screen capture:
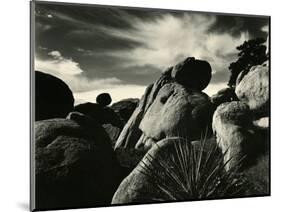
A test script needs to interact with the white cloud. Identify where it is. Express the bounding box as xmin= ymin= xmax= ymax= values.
xmin=101 ymin=13 xmax=249 ymax=79
xmin=36 ymin=50 xmax=83 ymax=76
xmin=48 ymin=50 xmax=62 ymax=58
xmin=35 ymin=51 xmax=122 ymax=93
